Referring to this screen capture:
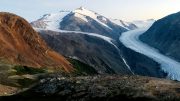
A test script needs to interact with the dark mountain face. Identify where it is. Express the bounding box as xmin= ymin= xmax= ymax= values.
xmin=121 ymin=45 xmax=166 ymax=78
xmin=140 ymin=12 xmax=180 ymax=62
xmin=38 ymin=30 xmax=132 ymax=74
